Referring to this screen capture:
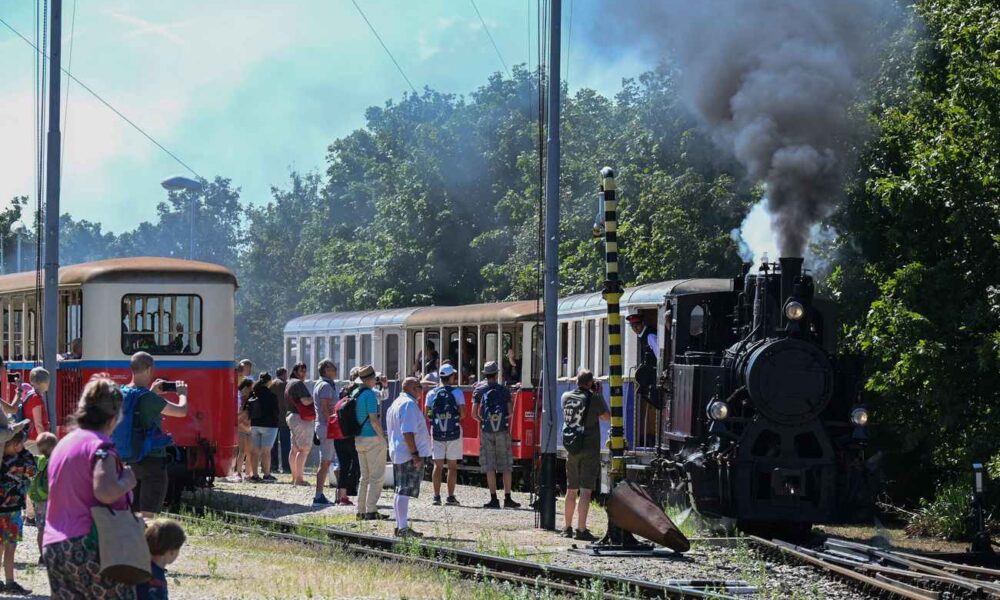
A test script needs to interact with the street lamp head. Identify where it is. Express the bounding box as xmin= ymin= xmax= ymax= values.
xmin=10 ymin=220 xmax=27 ymax=236
xmin=161 ymin=176 xmax=203 ymax=192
